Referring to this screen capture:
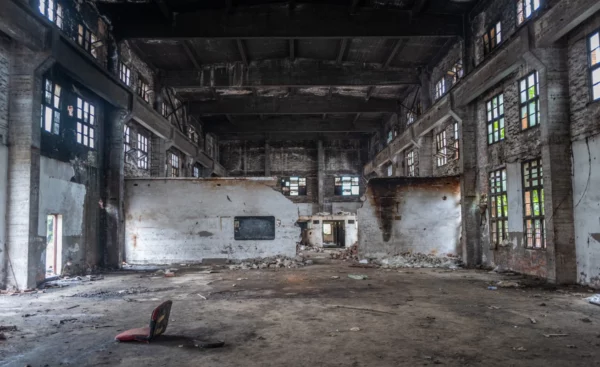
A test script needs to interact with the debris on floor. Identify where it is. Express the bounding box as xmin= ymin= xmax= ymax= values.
xmin=227 ymin=255 xmax=311 ymax=270
xmin=496 ymin=280 xmax=520 ymax=288
xmin=0 ymin=326 xmax=17 ymax=332
xmin=350 ymin=327 xmax=361 ymax=332
xmin=330 ymin=244 xmax=358 ymax=261
xmin=41 ymin=274 xmax=105 ymax=289
xmin=348 ymin=274 xmax=368 ymax=280
xmin=585 ymin=294 xmax=600 ymax=306
xmin=375 ymin=252 xmax=463 ymax=269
